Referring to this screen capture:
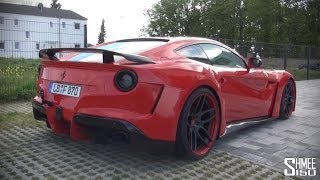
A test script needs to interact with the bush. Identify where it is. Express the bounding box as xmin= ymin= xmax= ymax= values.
xmin=0 ymin=58 xmax=39 ymax=103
